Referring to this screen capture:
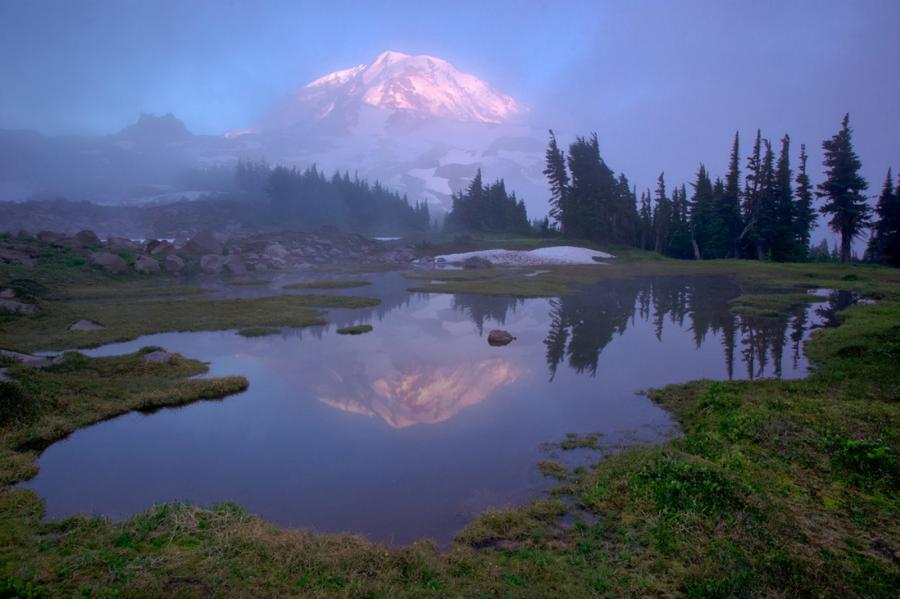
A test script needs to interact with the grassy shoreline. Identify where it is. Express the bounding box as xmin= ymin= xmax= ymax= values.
xmin=0 ymin=255 xmax=897 ymax=596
